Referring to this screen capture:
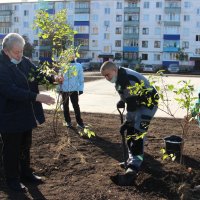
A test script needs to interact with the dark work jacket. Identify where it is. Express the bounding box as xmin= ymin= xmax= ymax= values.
xmin=115 ymin=67 xmax=159 ymax=112
xmin=0 ymin=50 xmax=53 ymax=133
